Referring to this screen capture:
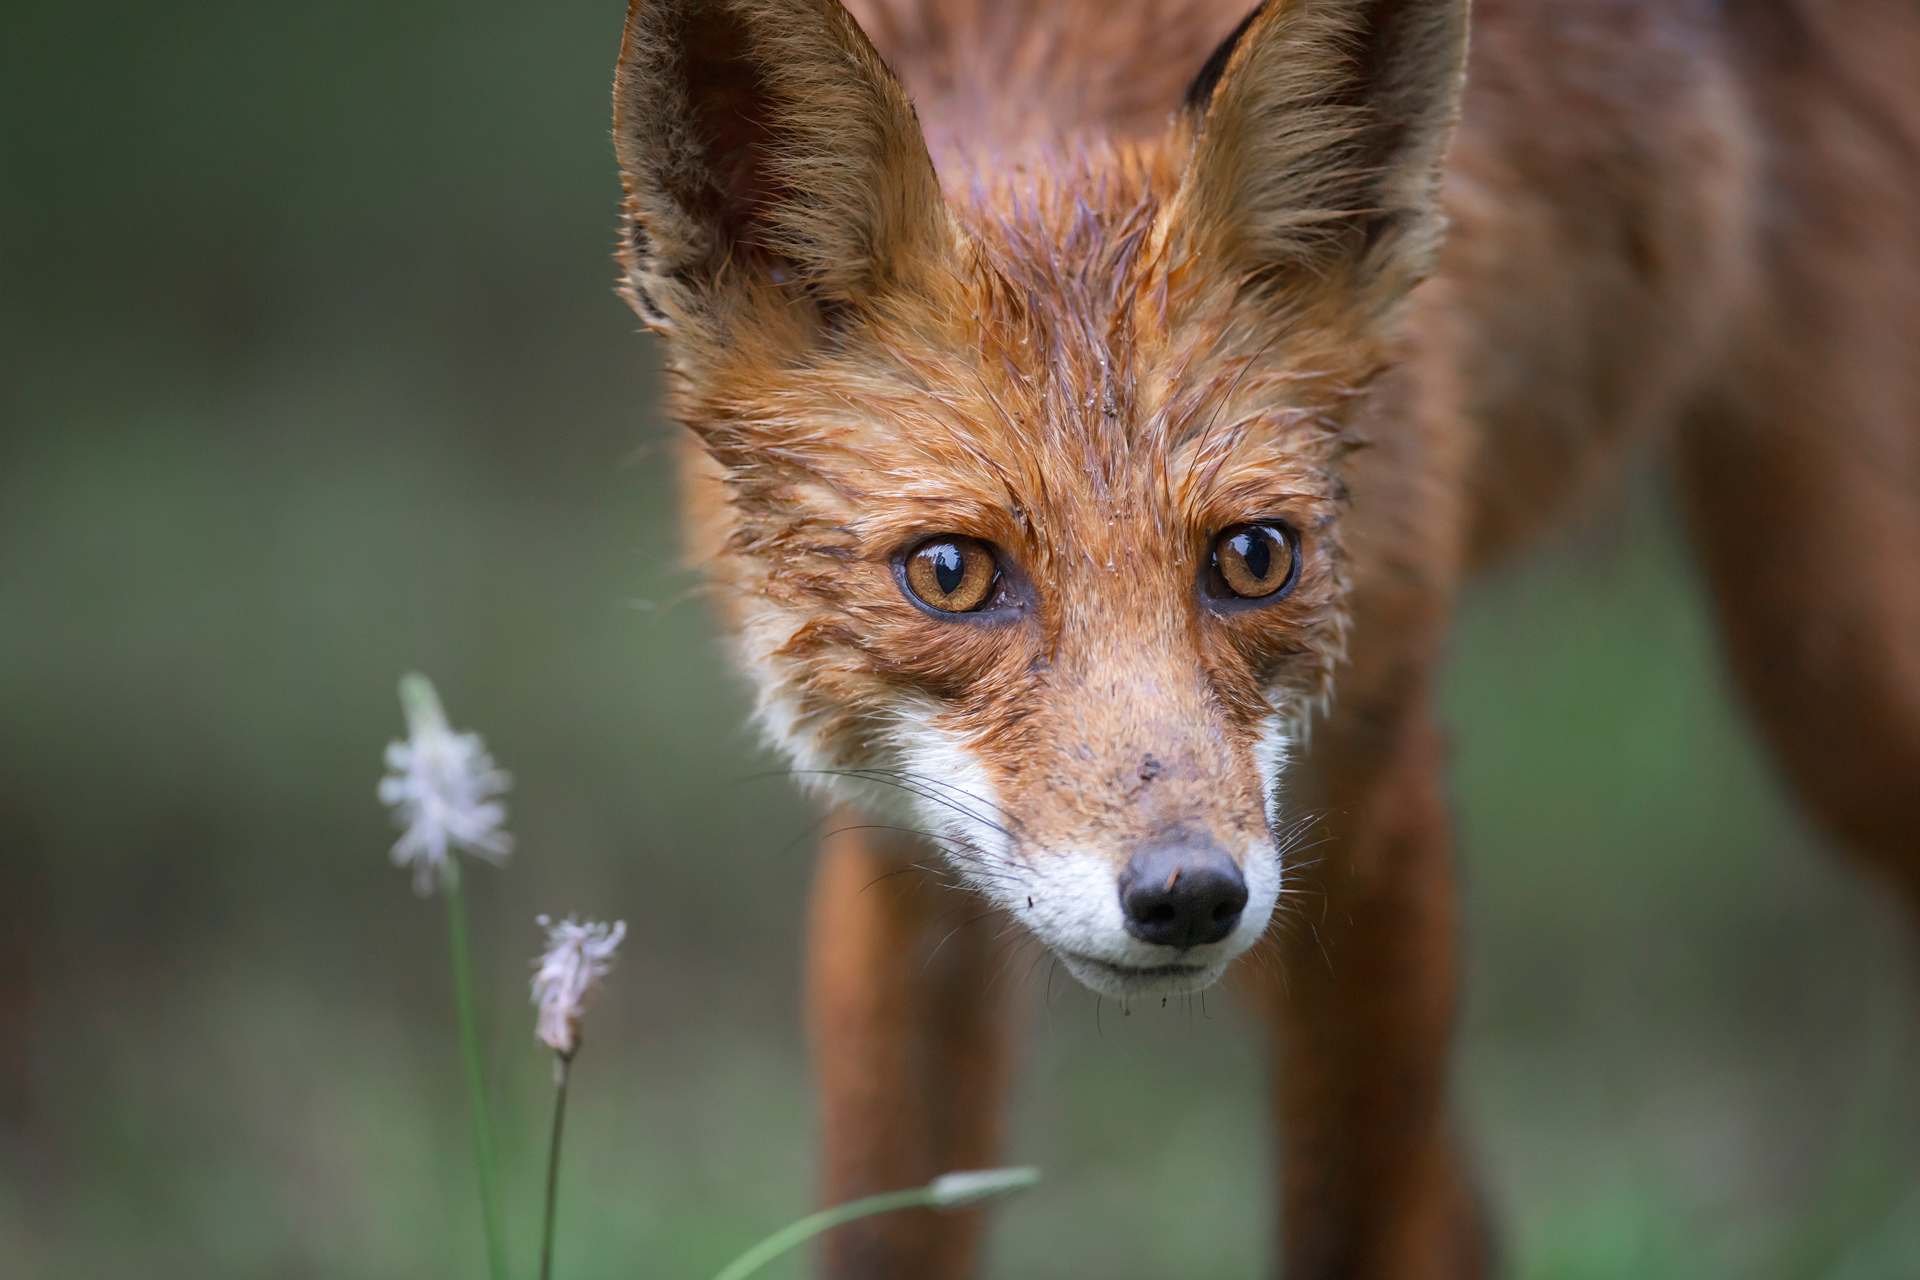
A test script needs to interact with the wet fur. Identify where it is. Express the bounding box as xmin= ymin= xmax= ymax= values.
xmin=612 ymin=1 xmax=1920 ymax=1275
